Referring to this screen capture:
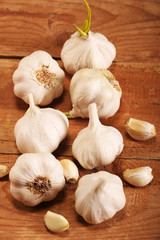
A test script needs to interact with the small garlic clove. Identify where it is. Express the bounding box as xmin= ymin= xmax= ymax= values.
xmin=125 ymin=118 xmax=156 ymax=141
xmin=60 ymin=159 xmax=79 ymax=183
xmin=44 ymin=211 xmax=69 ymax=233
xmin=0 ymin=165 xmax=9 ymax=178
xmin=123 ymin=166 xmax=153 ymax=187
